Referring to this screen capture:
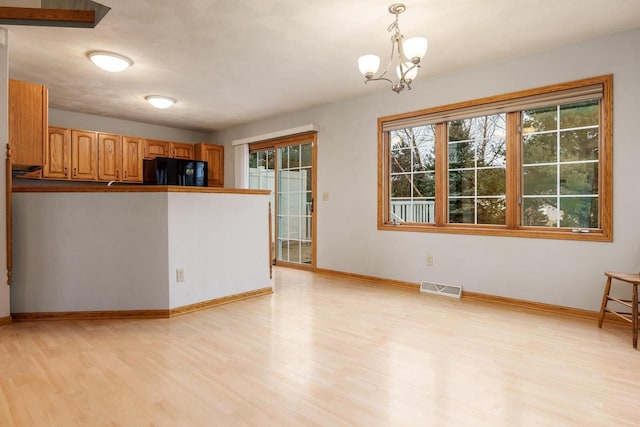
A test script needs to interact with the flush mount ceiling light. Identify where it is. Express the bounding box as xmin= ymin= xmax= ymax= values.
xmin=145 ymin=95 xmax=177 ymax=109
xmin=357 ymin=3 xmax=428 ymax=94
xmin=87 ymin=51 xmax=133 ymax=72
